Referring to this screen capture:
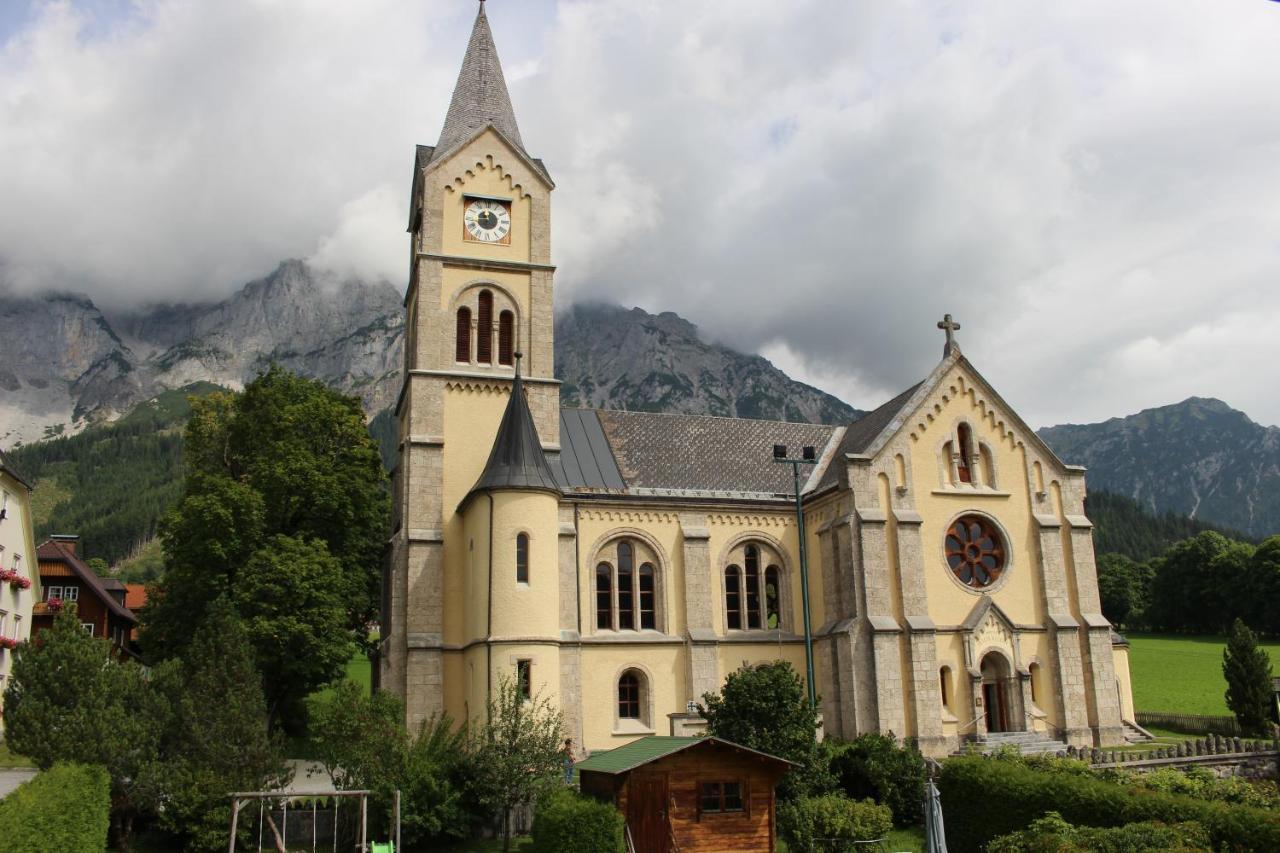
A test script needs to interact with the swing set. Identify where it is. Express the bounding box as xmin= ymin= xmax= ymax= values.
xmin=226 ymin=789 xmax=401 ymax=853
